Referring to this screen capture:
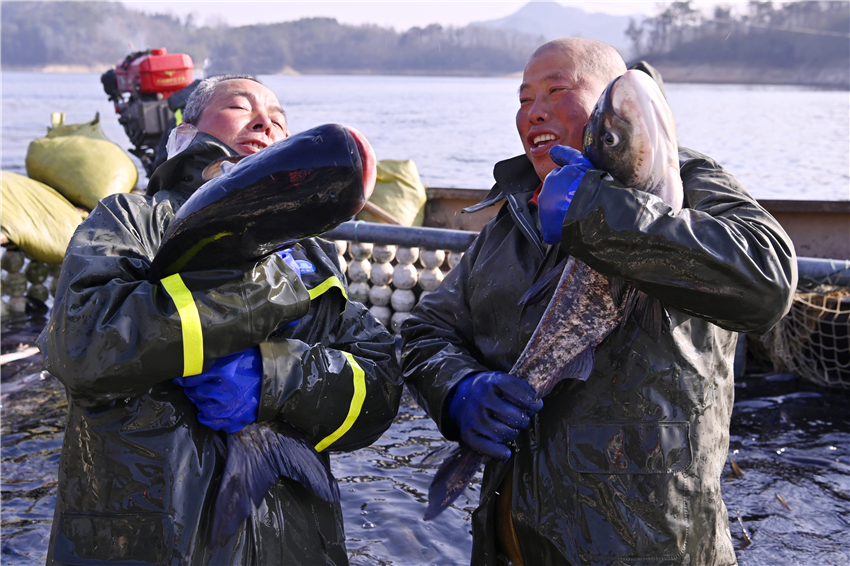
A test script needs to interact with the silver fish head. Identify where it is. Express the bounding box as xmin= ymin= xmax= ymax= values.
xmin=583 ymin=70 xmax=682 ymax=213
